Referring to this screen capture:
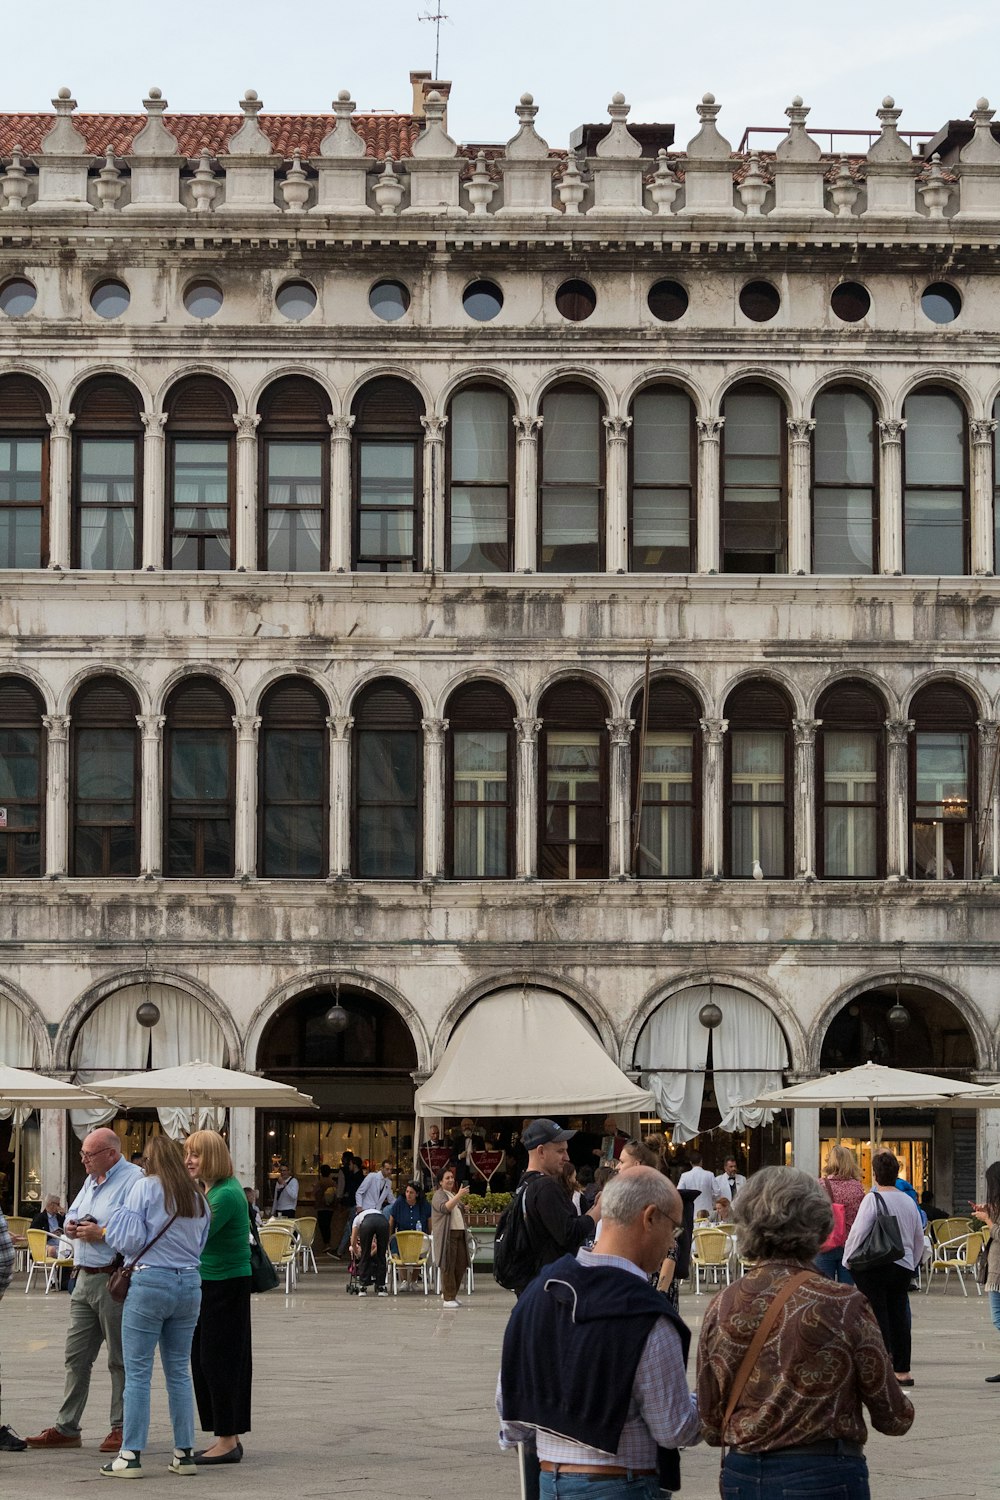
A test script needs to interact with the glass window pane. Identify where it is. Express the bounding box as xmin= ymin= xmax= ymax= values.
xmin=915 ymin=733 xmax=969 ymax=804
xmin=360 ymin=444 xmax=415 ymax=483
xmin=80 ymin=439 xmax=135 ymax=481
xmin=358 ymin=510 xmax=414 ymax=560
xmin=450 ymin=390 xmax=509 ymax=483
xmin=632 ymin=390 xmax=691 ymax=485
xmin=450 ymin=485 xmax=508 ymax=571
xmin=357 ymin=807 xmax=419 ymax=877
xmin=79 ymin=507 xmax=136 ymax=570
xmin=542 ymin=391 xmax=600 ymax=482
xmin=170 ymin=731 xmax=230 ymax=800
xmin=904 ymin=392 xmax=964 ymax=485
xmin=814 ymin=391 xmax=874 ymax=485
xmin=76 ymin=730 xmax=135 ymax=800
xmin=0 ymin=508 xmax=42 ymax=569
xmin=632 ymin=488 xmax=690 ymax=566
xmin=813 ymin=487 xmax=874 ymax=574
xmin=263 ymin=807 xmax=323 ymax=877
xmin=454 ymin=730 xmax=507 ymax=776
xmin=0 ymin=728 xmax=40 ymax=798
xmin=264 ymin=730 xmax=324 ymax=801
xmin=724 ymin=390 xmax=781 ymax=458
xmin=358 ymin=732 xmax=417 ymax=803
xmin=541 ymin=488 xmax=600 ymax=563
xmin=904 ymin=491 xmax=964 ymax=574
xmin=0 ymin=438 xmax=42 ymax=499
